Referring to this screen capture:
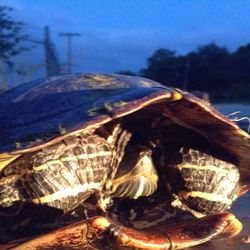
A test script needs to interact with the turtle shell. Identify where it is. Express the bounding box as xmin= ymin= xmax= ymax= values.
xmin=0 ymin=73 xmax=250 ymax=187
